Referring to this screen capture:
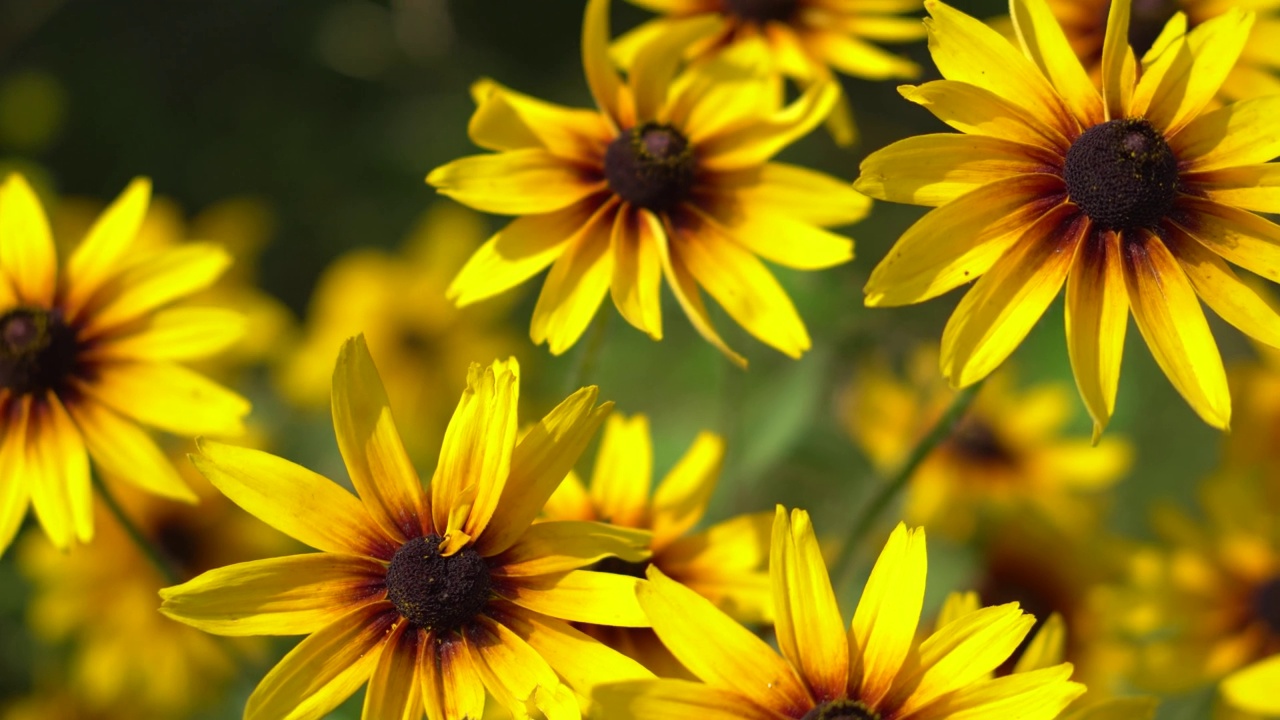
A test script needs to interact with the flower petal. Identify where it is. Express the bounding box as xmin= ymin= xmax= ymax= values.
xmin=421 ymin=634 xmax=486 ymax=720
xmin=24 ymin=398 xmax=73 ymax=549
xmin=650 ymin=431 xmax=724 ymax=547
xmin=64 ymin=177 xmax=151 ymax=314
xmin=0 ymin=173 xmax=56 ymax=306
xmin=0 ymin=413 xmax=31 ymax=557
xmin=427 ymin=149 xmax=604 ymax=216
xmin=497 ymin=569 xmax=648 ymax=627
xmin=530 ymin=201 xmax=616 ymax=355
xmin=1065 ymin=228 xmax=1129 ymax=440
xmin=192 ymin=439 xmax=394 ymax=558
xmin=85 ymin=242 xmax=232 ymax=332
xmin=628 ymin=14 xmax=722 ymax=122
xmin=363 ymin=621 xmax=422 ymax=720
xmin=1014 ymin=613 xmax=1066 ymax=674
xmin=1172 ymin=198 xmax=1280 ymax=284
xmin=583 ymin=0 xmax=626 ymax=128
xmin=913 ymin=663 xmax=1084 ymax=720
xmin=656 ymin=222 xmax=746 ymax=366
xmin=588 ymin=413 xmax=652 ymax=528
xmin=1171 ymin=95 xmax=1280 ymax=173
xmin=1168 ymin=227 xmax=1280 ymax=349
xmin=1142 ymin=9 xmax=1253 ymax=137
xmin=898 ymin=81 xmax=1068 ymax=152
xmin=491 ymin=520 xmax=651 ymax=577
xmin=850 ymin=523 xmax=926 ymax=707
xmin=1188 ymin=164 xmax=1280 ymax=215
xmin=159 ymin=553 xmax=388 ymax=636
xmin=1223 ymin=656 xmax=1280 ymax=715
xmin=84 ymin=361 xmax=249 ymax=437
xmin=245 ymin=603 xmax=395 ymax=720
xmin=610 ymin=207 xmax=665 ymax=340
xmin=466 ymin=615 xmax=581 ymax=720
xmin=1010 ymin=0 xmax=1101 ymax=125
xmin=771 ymin=507 xmax=848 ymax=703
xmin=91 ymin=307 xmax=247 ymax=362
xmin=657 ymin=511 xmax=774 ymax=623
xmin=696 ymin=81 xmax=837 ymax=171
xmin=333 ymin=335 xmax=429 ymax=544
xmin=1099 ymin=0 xmax=1133 ymax=120
xmin=594 ymin=679 xmax=784 ymax=720
xmin=467 ymin=79 xmax=610 ymax=164
xmin=711 ymin=162 xmax=870 ymax=228
xmin=69 ymin=398 xmax=195 ymax=503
